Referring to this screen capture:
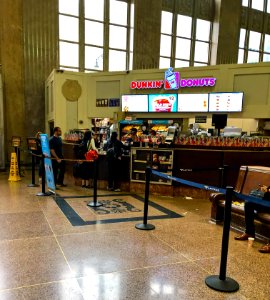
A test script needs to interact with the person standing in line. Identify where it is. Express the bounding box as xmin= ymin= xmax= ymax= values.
xmin=76 ymin=130 xmax=97 ymax=188
xmin=34 ymin=131 xmax=43 ymax=183
xmin=104 ymin=131 xmax=128 ymax=192
xmin=49 ymin=126 xmax=66 ymax=187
